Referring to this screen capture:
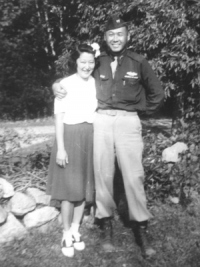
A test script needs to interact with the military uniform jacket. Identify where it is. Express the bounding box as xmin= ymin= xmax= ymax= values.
xmin=93 ymin=49 xmax=164 ymax=115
